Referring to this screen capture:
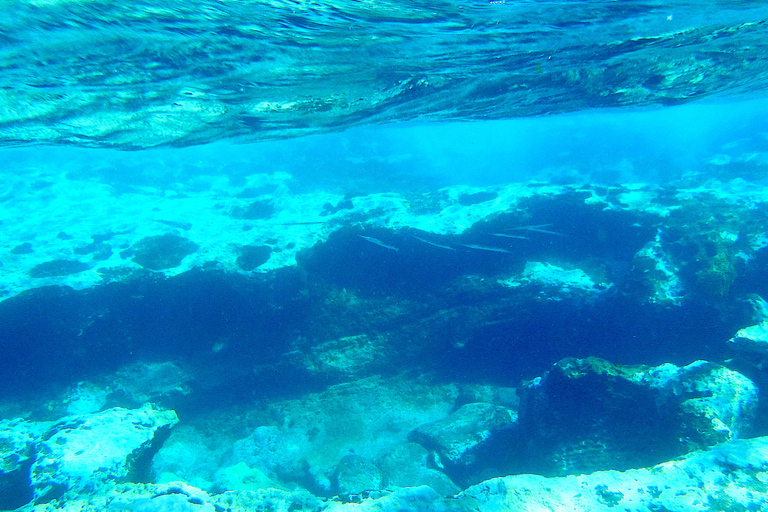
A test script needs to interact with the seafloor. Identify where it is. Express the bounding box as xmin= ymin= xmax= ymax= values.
xmin=2 ymin=147 xmax=768 ymax=510
xmin=3 ymin=0 xmax=768 ymax=509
